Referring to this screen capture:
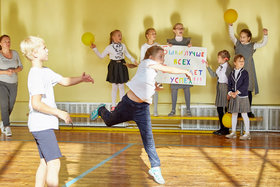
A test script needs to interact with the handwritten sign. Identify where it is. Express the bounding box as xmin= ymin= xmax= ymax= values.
xmin=156 ymin=45 xmax=207 ymax=86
